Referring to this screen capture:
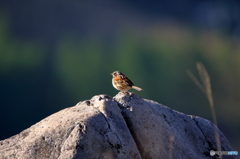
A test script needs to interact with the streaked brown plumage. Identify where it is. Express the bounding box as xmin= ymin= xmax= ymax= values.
xmin=111 ymin=71 xmax=143 ymax=92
